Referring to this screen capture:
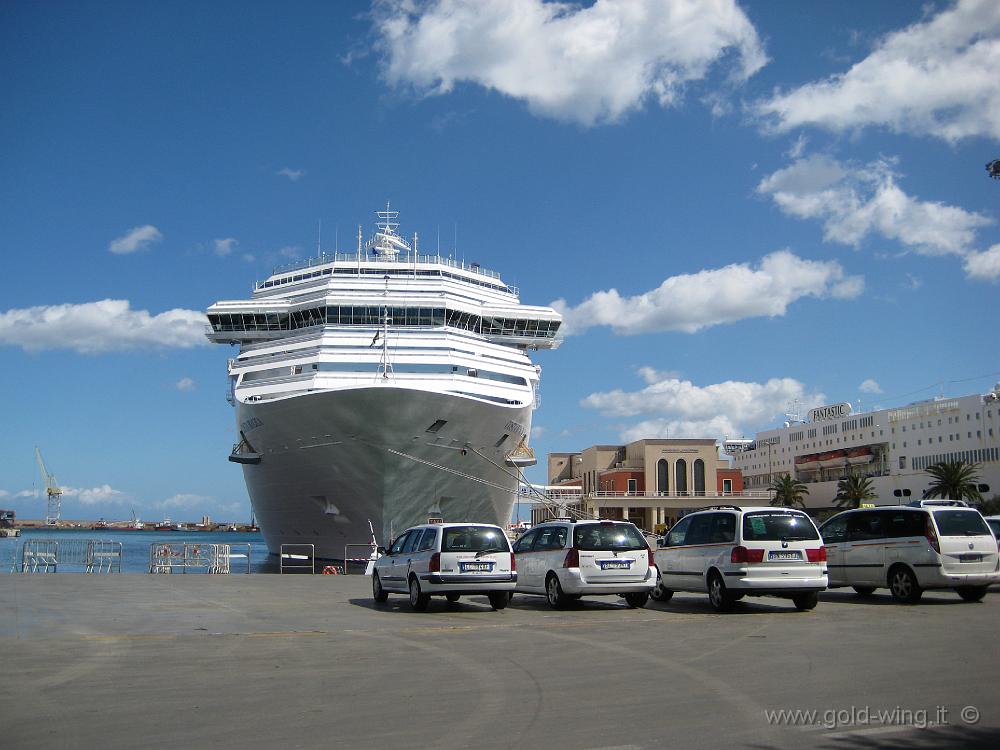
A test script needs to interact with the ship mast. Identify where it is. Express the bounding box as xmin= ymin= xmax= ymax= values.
xmin=376 ymin=274 xmax=394 ymax=381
